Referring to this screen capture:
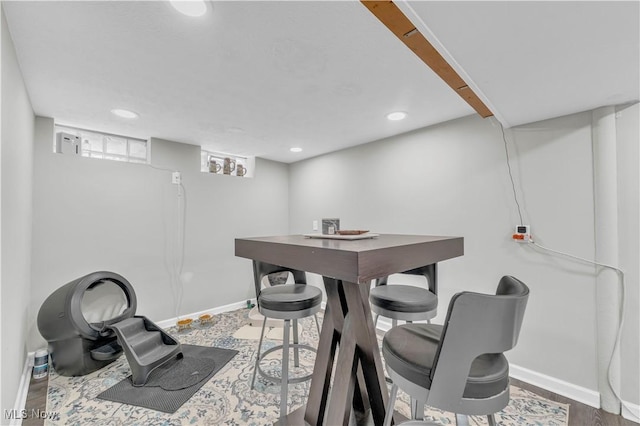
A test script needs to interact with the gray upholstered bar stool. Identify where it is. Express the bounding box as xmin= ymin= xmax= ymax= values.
xmin=250 ymin=261 xmax=323 ymax=417
xmin=381 ymin=276 xmax=529 ymax=426
xmin=370 ymin=264 xmax=438 ymax=328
